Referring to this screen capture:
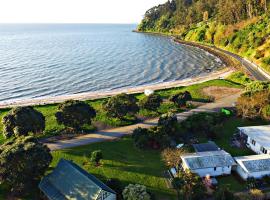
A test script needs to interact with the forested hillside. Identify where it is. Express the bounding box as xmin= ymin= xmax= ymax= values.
xmin=138 ymin=0 xmax=270 ymax=73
